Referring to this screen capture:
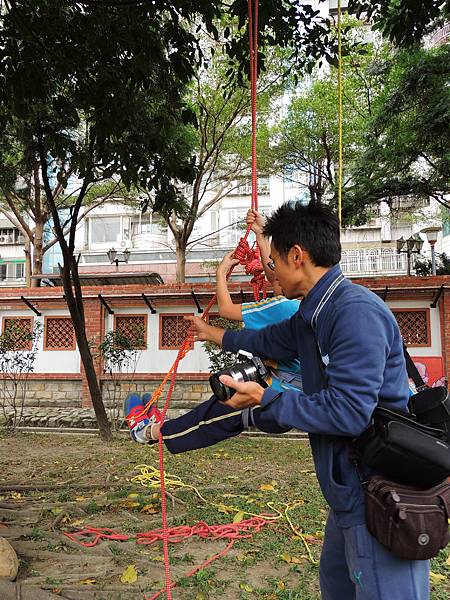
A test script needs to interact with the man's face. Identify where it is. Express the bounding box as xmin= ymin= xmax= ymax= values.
xmin=268 ymin=244 xmax=303 ymax=299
